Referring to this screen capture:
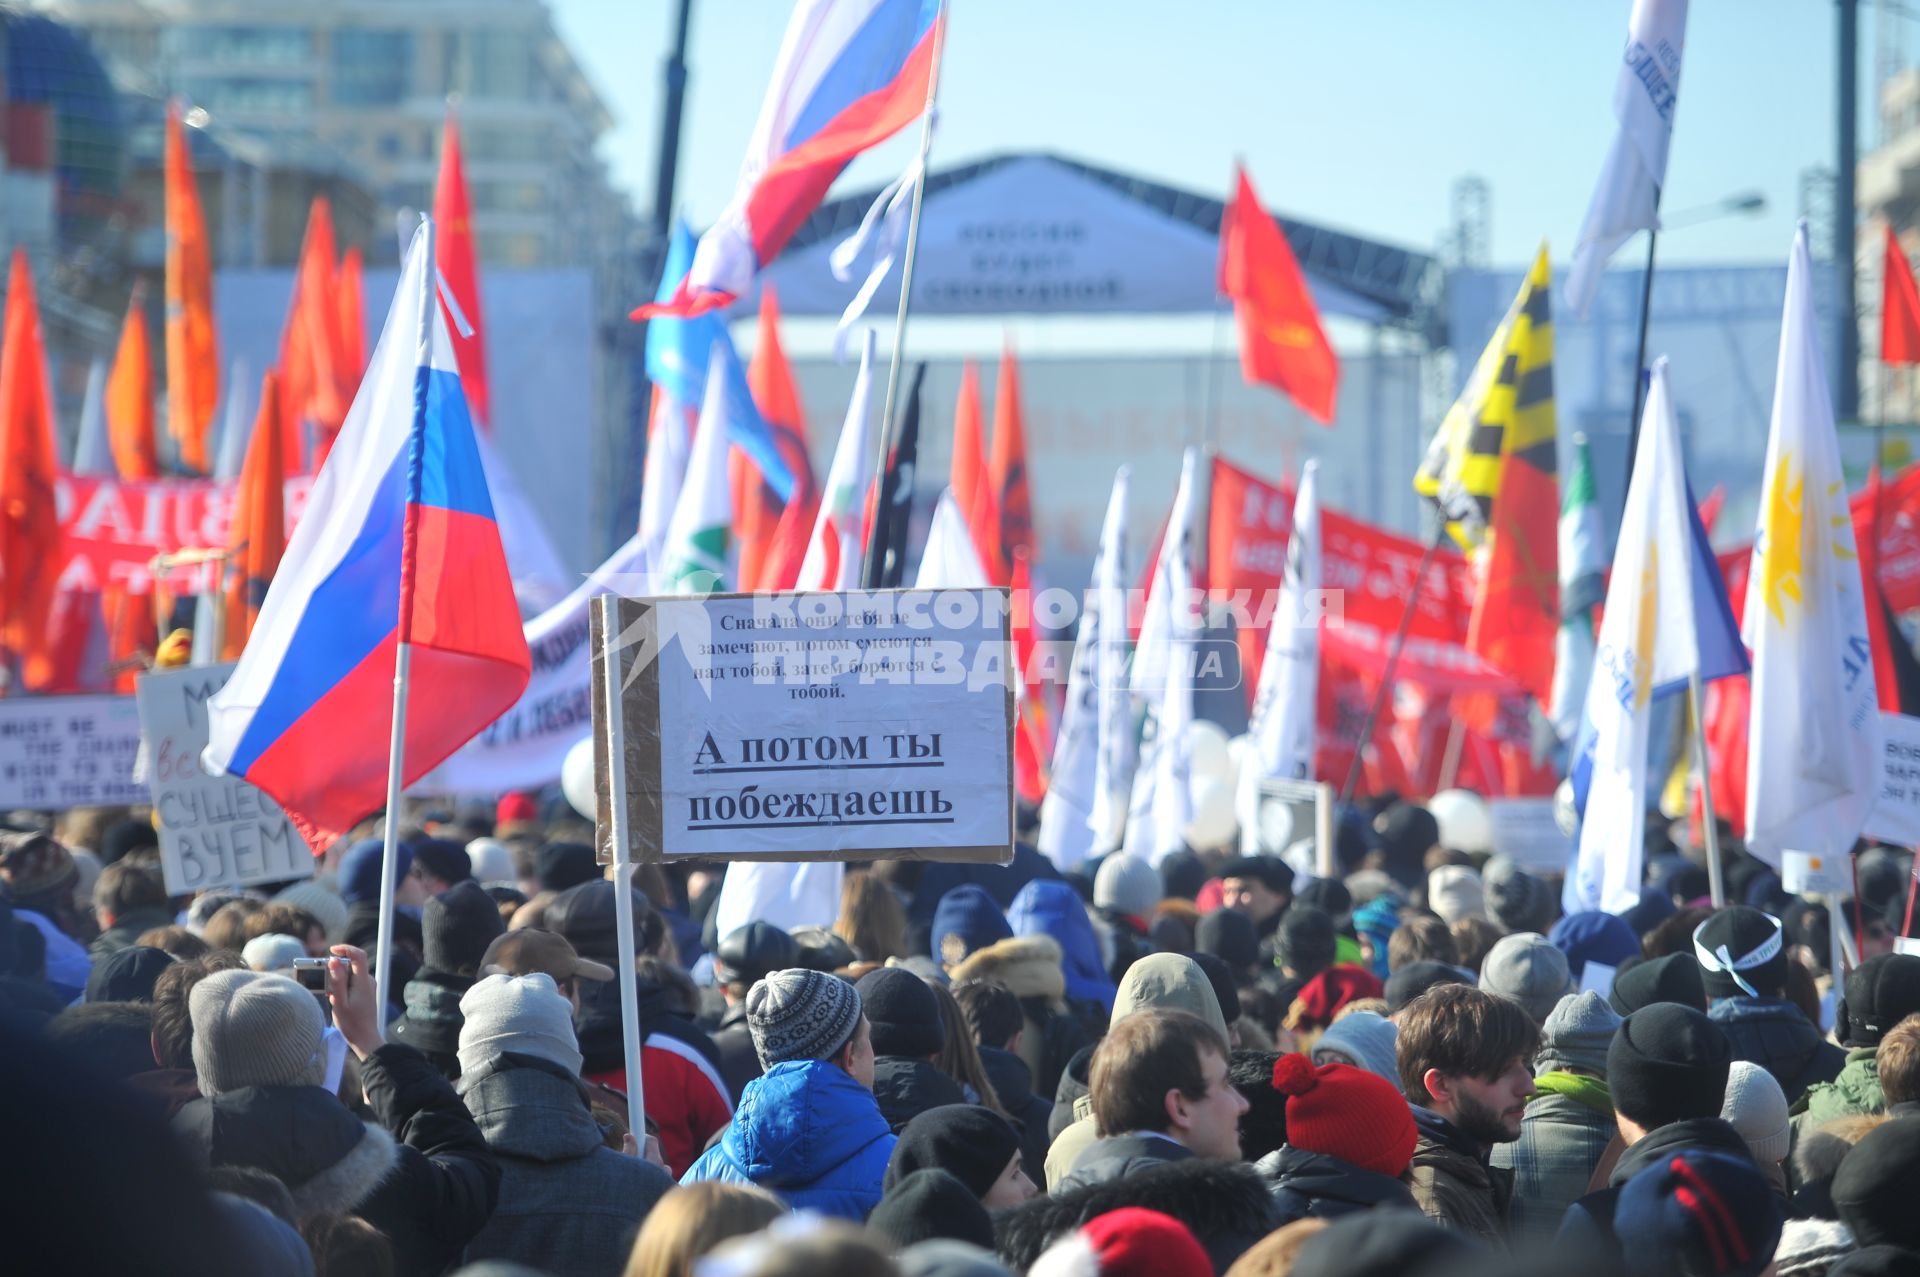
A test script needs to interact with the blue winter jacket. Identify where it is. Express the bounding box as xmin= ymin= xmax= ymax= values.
xmin=1008 ymin=879 xmax=1117 ymax=1013
xmin=681 ymin=1059 xmax=896 ymax=1221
